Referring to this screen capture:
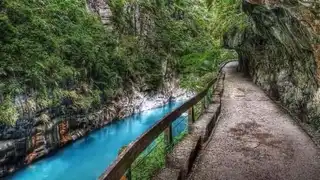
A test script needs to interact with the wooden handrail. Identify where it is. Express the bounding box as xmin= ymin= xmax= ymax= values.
xmin=99 ymin=60 xmax=234 ymax=180
xmin=99 ymin=78 xmax=216 ymax=180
